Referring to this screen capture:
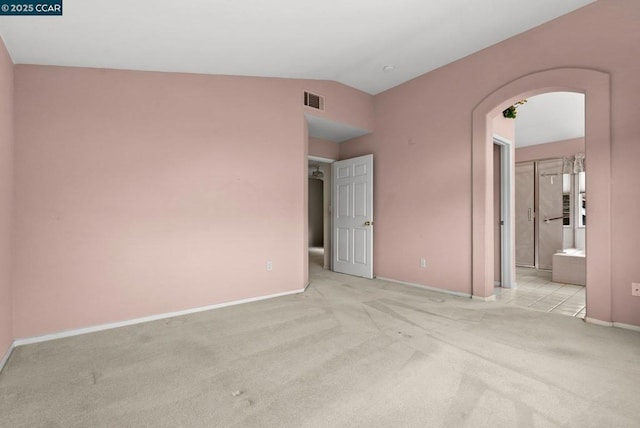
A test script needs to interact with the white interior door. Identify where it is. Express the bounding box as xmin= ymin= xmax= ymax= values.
xmin=332 ymin=154 xmax=373 ymax=279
